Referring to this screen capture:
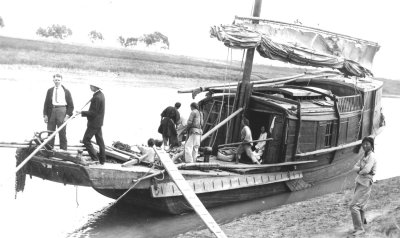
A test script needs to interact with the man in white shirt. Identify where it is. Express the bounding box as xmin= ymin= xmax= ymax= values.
xmin=255 ymin=126 xmax=267 ymax=152
xmin=43 ymin=74 xmax=74 ymax=150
